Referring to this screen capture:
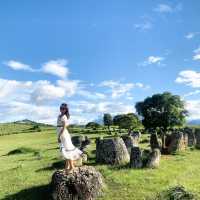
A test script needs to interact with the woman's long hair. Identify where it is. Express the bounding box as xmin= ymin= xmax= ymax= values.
xmin=60 ymin=103 xmax=70 ymax=119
